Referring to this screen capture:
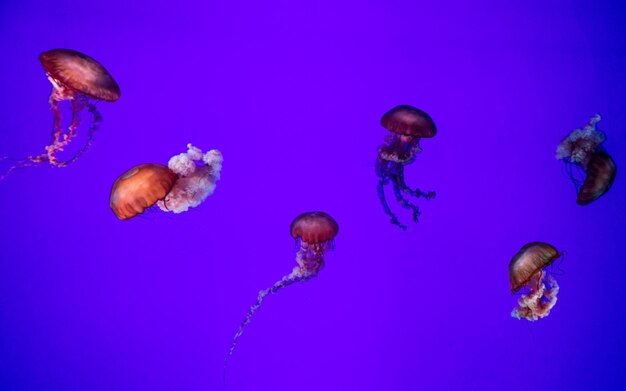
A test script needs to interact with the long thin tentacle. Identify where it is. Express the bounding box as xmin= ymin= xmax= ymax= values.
xmin=391 ymin=174 xmax=421 ymax=223
xmin=396 ymin=165 xmax=435 ymax=200
xmin=57 ymin=102 xmax=102 ymax=167
xmin=50 ymin=95 xmax=62 ymax=144
xmin=223 ymin=272 xmax=311 ymax=382
xmin=377 ymin=178 xmax=407 ymax=230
